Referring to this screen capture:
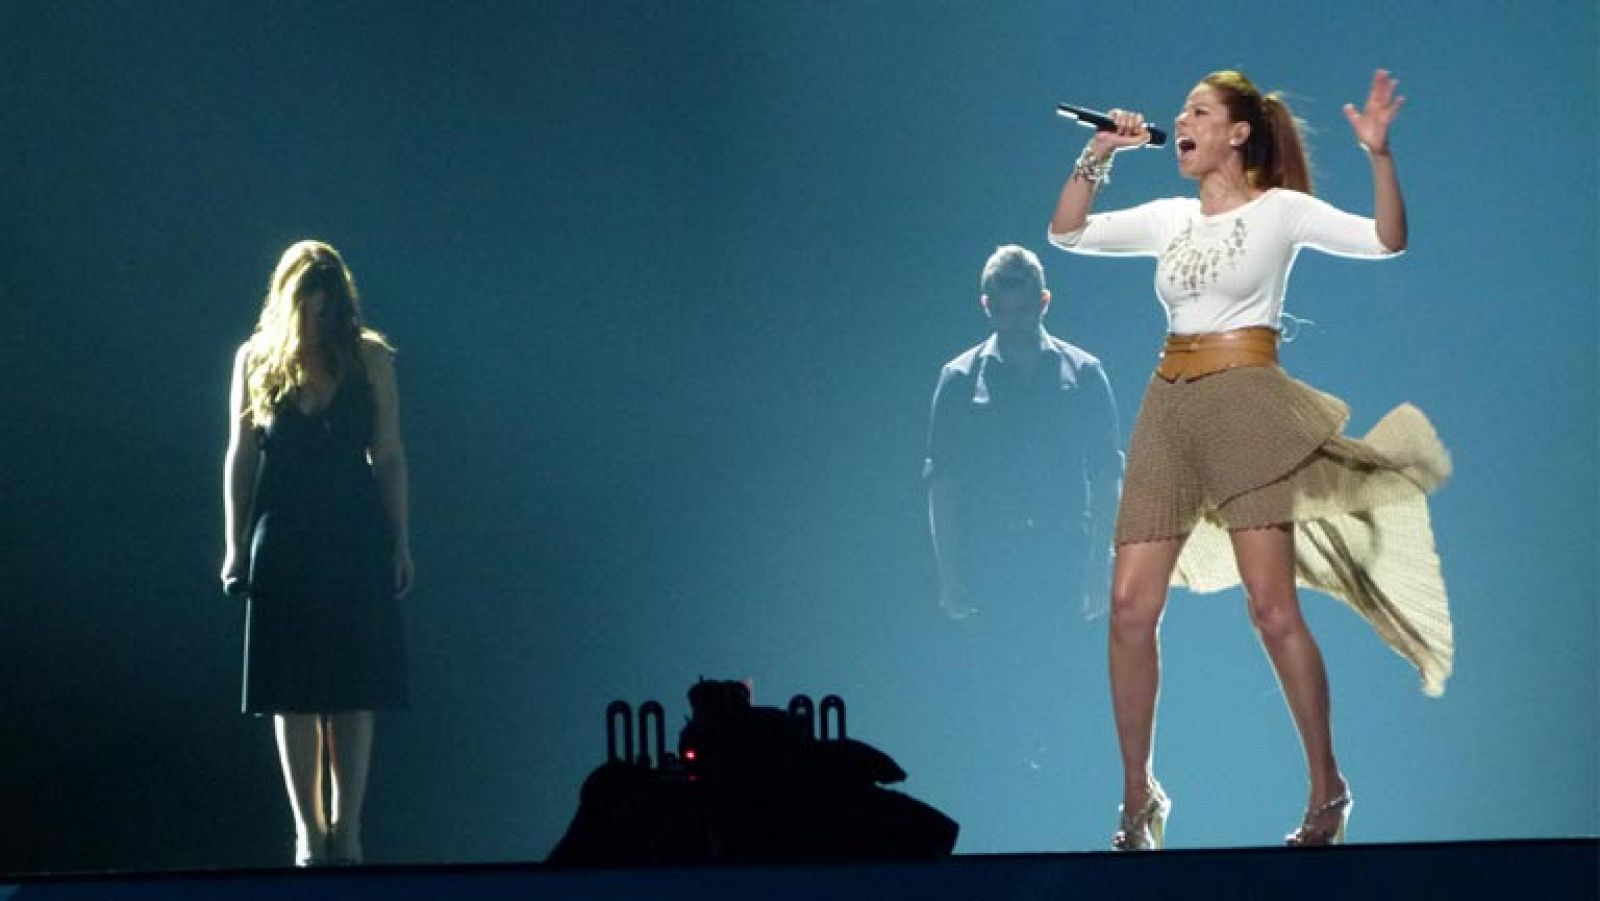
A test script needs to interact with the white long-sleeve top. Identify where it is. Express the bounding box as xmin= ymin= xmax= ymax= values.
xmin=1049 ymin=188 xmax=1400 ymax=335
